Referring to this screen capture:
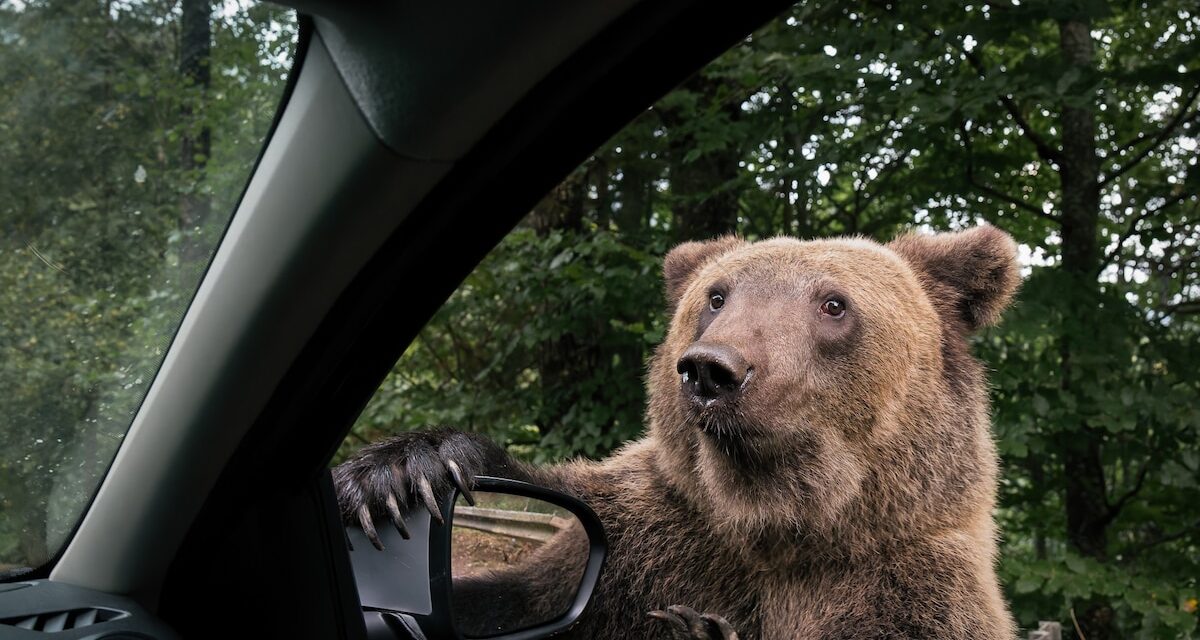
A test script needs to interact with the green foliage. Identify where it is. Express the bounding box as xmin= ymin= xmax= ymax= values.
xmin=983 ymin=269 xmax=1200 ymax=637
xmin=349 ymin=227 xmax=668 ymax=463
xmin=1003 ymin=551 xmax=1198 ymax=637
xmin=0 ymin=0 xmax=295 ymax=570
